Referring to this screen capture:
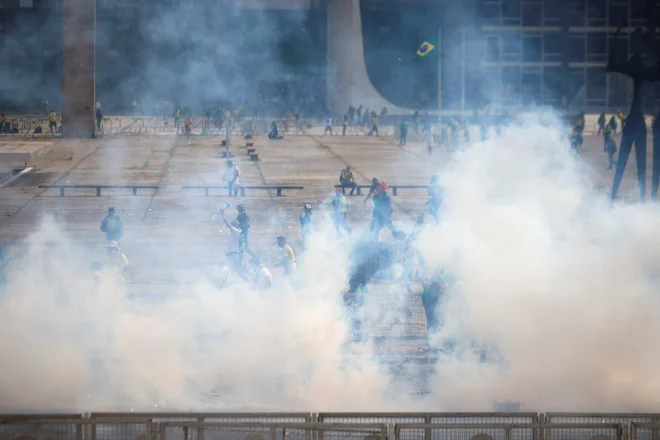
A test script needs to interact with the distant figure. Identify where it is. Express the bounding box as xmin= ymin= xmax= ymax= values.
xmin=299 ymin=204 xmax=313 ymax=251
xmin=399 ymin=119 xmax=408 ymax=146
xmin=597 ymin=112 xmax=606 ymax=135
xmin=222 ymin=160 xmax=241 ymax=197
xmin=95 ymin=107 xmax=103 ymax=131
xmin=339 ymin=165 xmax=357 ymax=196
xmin=370 ymin=183 xmax=396 ymax=237
xmin=604 ymin=125 xmax=618 ymax=170
xmin=48 ymin=110 xmax=57 ymax=135
xmin=425 ymin=128 xmax=434 ymax=155
xmin=184 ymin=117 xmax=193 ymax=140
xmin=236 ymin=204 xmax=251 ymax=249
xmin=342 ymin=114 xmax=348 ymax=136
xmin=609 ymin=115 xmax=618 ymax=134
xmin=367 ymin=112 xmax=379 ymax=136
xmin=100 ymin=207 xmax=124 ymax=243
xmin=131 ymin=99 xmax=137 ymax=117
xmin=324 ymin=116 xmax=333 ymax=135
xmin=276 ymin=236 xmax=296 ymax=275
xmin=331 ymin=189 xmax=352 ymax=237
xmin=268 ymin=120 xmax=283 ymax=139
